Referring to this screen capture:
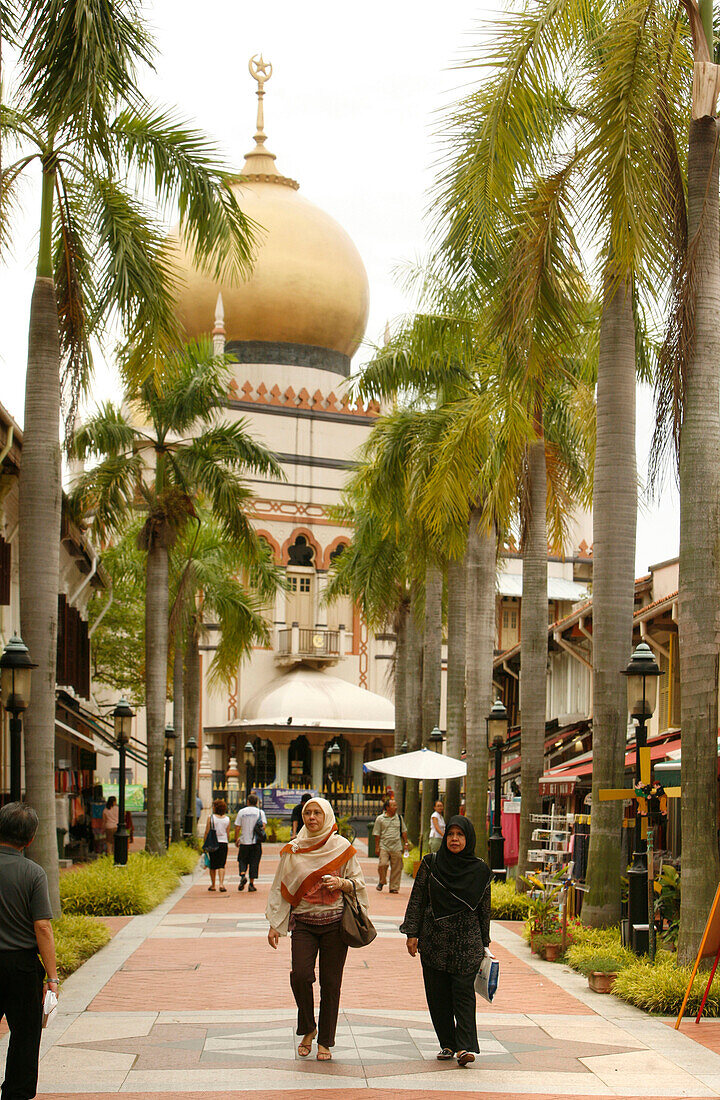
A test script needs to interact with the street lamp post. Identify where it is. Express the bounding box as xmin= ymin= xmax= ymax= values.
xmin=0 ymin=634 xmax=37 ymax=802
xmin=427 ymin=725 xmax=444 ymax=806
xmin=184 ymin=736 xmax=198 ymax=836
xmin=112 ymin=696 xmax=135 ymax=866
xmin=243 ymin=740 xmax=255 ymax=801
xmin=163 ymin=724 xmax=176 ymax=849
xmin=486 ymin=698 xmax=509 ymax=882
xmin=326 ymin=741 xmax=341 ymax=809
xmin=622 ymin=642 xmax=662 ymax=951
